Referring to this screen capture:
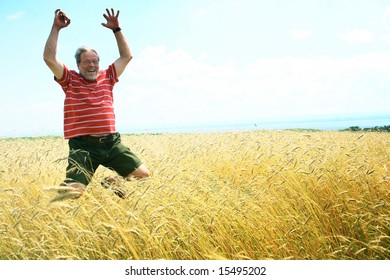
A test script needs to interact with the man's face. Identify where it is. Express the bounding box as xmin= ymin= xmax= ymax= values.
xmin=78 ymin=51 xmax=99 ymax=81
